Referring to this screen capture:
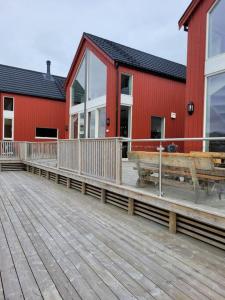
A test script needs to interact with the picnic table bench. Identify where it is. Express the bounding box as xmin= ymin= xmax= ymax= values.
xmin=128 ymin=151 xmax=225 ymax=201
